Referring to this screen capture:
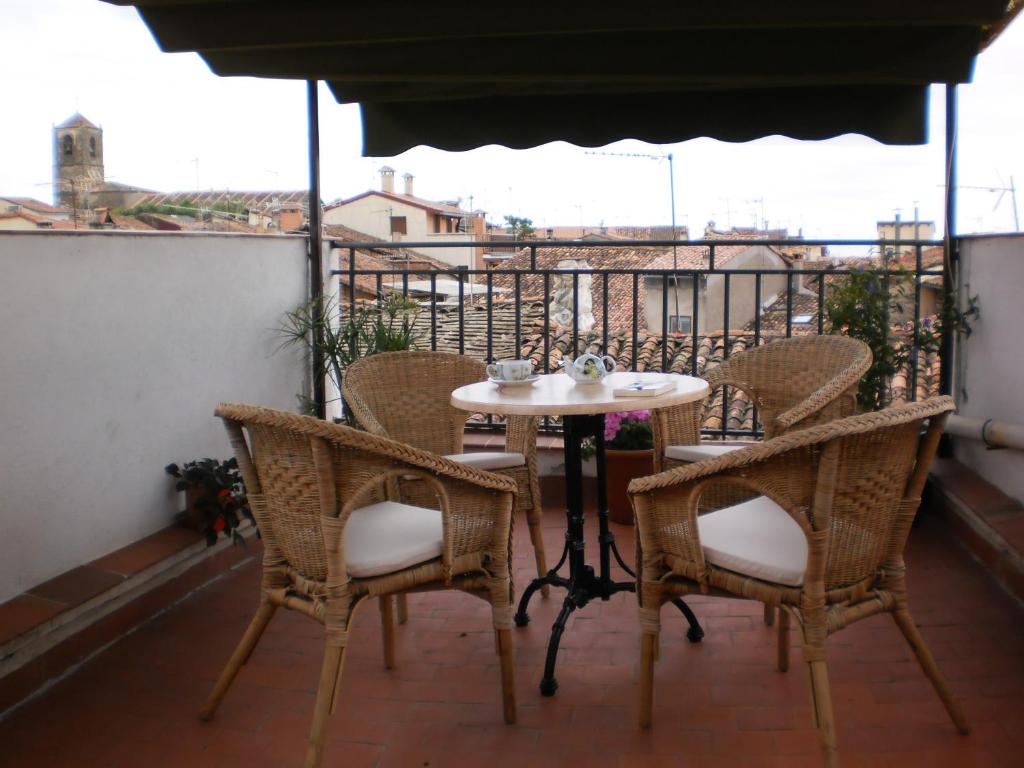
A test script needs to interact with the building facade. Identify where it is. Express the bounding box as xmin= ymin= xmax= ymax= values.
xmin=323 ymin=168 xmax=487 ymax=269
